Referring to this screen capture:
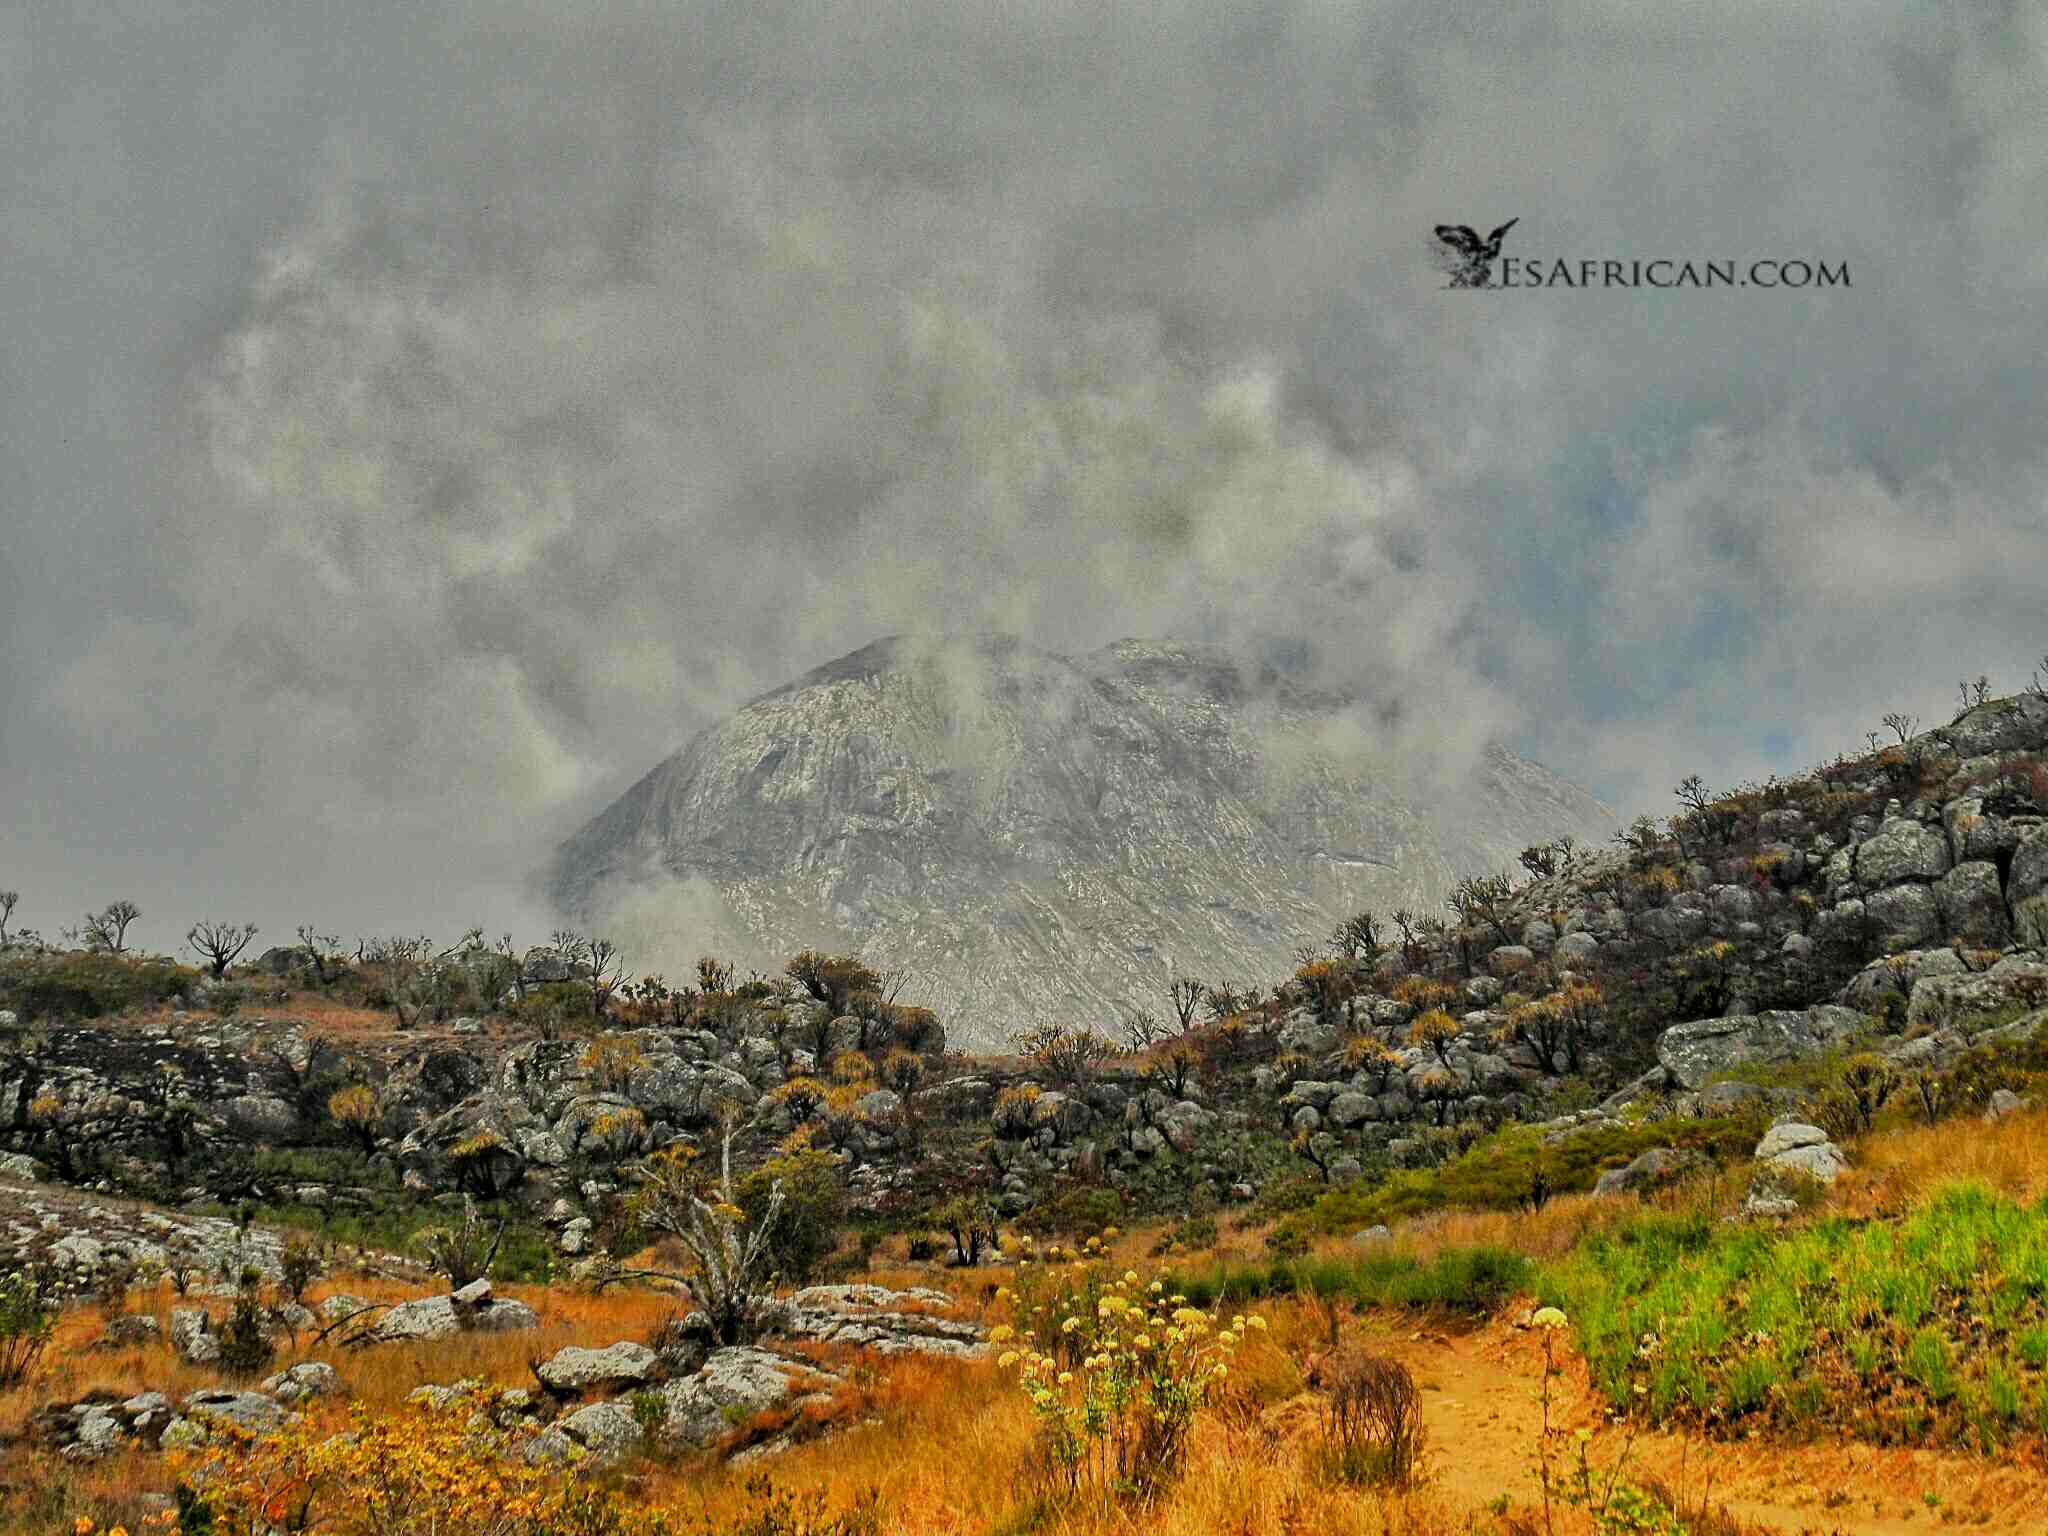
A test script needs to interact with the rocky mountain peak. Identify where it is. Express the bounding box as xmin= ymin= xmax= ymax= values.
xmin=549 ymin=633 xmax=1612 ymax=1049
